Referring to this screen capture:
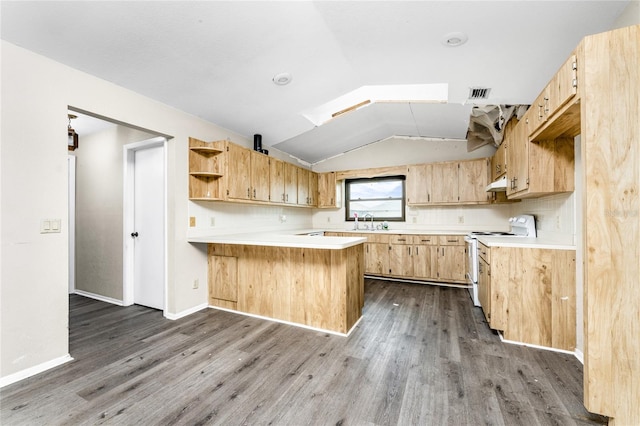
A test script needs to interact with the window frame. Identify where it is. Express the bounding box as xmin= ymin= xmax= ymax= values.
xmin=344 ymin=175 xmax=406 ymax=222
